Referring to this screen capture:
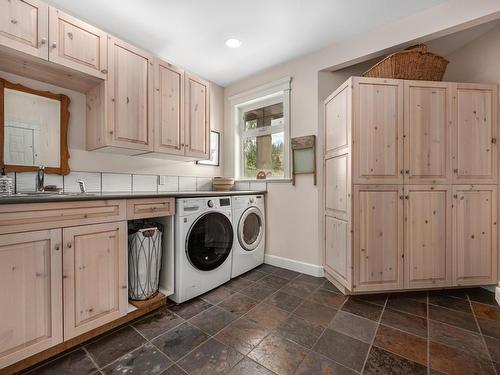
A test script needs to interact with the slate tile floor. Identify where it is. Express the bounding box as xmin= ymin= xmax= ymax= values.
xmin=21 ymin=265 xmax=500 ymax=375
